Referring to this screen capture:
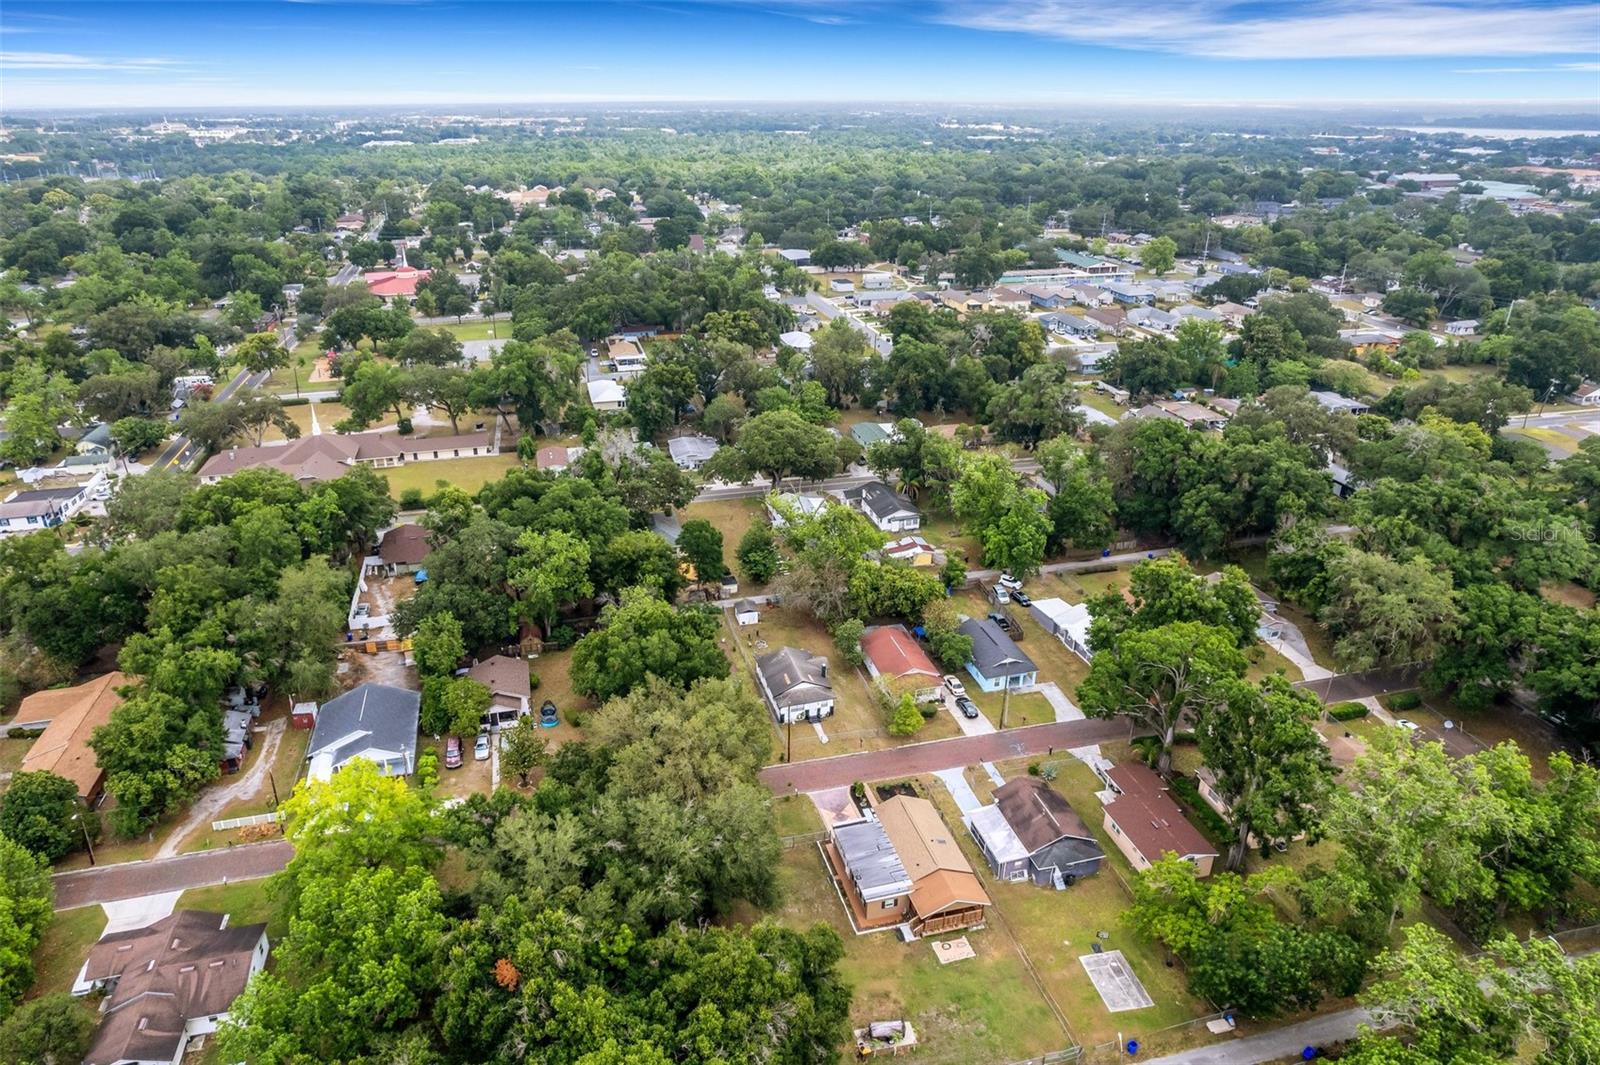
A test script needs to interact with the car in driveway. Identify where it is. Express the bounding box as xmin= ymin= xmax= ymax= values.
xmin=1010 ymin=589 xmax=1033 ymax=607
xmin=1394 ymin=718 xmax=1420 ymax=732
xmin=955 ymin=696 xmax=981 ymax=720
xmin=539 ymin=700 xmax=559 ymax=727
xmin=474 ymin=732 xmax=491 ymax=761
xmin=444 ymin=736 xmax=463 ymax=769
xmin=987 ymin=611 xmax=1023 ymax=638
xmin=943 ymin=674 xmax=967 ymax=698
